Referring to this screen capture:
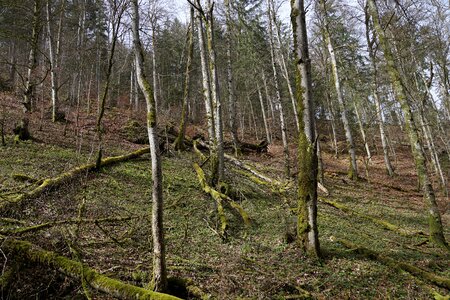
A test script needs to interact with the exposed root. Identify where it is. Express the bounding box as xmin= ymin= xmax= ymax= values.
xmin=2 ymin=238 xmax=182 ymax=300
